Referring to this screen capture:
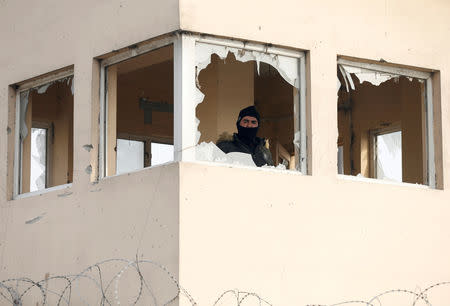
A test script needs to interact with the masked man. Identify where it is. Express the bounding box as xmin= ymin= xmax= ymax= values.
xmin=216 ymin=106 xmax=274 ymax=167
